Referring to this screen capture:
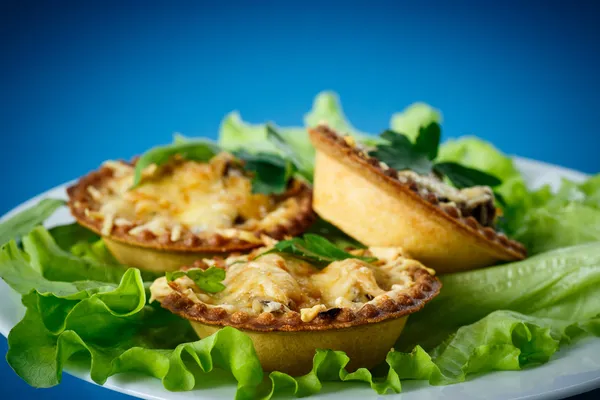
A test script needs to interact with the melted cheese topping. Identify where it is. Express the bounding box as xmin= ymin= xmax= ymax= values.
xmin=86 ymin=153 xmax=292 ymax=239
xmin=150 ymin=246 xmax=426 ymax=322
